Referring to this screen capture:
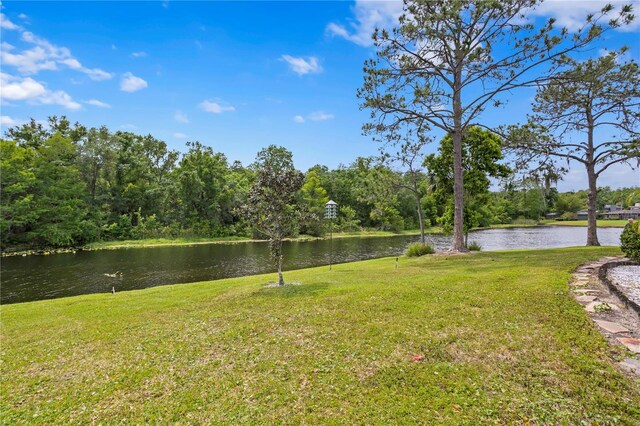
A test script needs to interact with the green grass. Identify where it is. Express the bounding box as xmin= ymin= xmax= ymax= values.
xmin=539 ymin=219 xmax=628 ymax=228
xmin=81 ymin=229 xmax=438 ymax=252
xmin=2 ymin=247 xmax=639 ymax=424
xmin=83 ymin=236 xmax=252 ymax=250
